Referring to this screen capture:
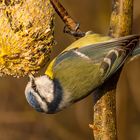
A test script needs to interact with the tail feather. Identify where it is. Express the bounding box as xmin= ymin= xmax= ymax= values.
xmin=100 ymin=35 xmax=140 ymax=79
xmin=132 ymin=43 xmax=140 ymax=56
